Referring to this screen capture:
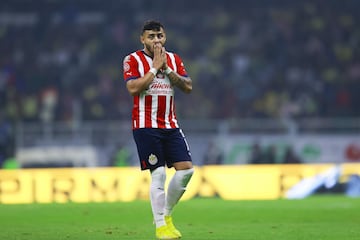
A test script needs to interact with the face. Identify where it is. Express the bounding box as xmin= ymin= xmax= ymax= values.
xmin=141 ymin=28 xmax=166 ymax=56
